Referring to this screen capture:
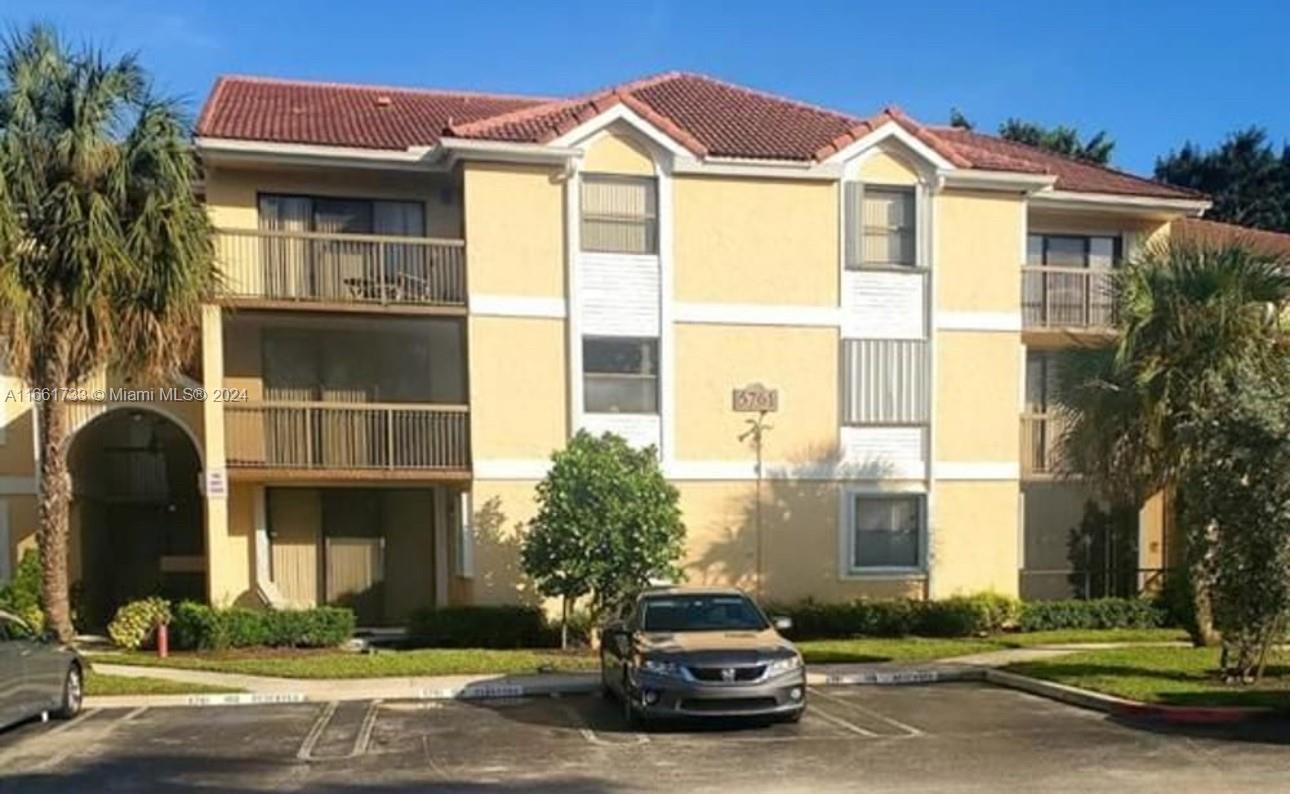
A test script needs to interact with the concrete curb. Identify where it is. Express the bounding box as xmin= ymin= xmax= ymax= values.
xmin=807 ymin=667 xmax=984 ymax=686
xmin=983 ymin=669 xmax=1277 ymax=724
